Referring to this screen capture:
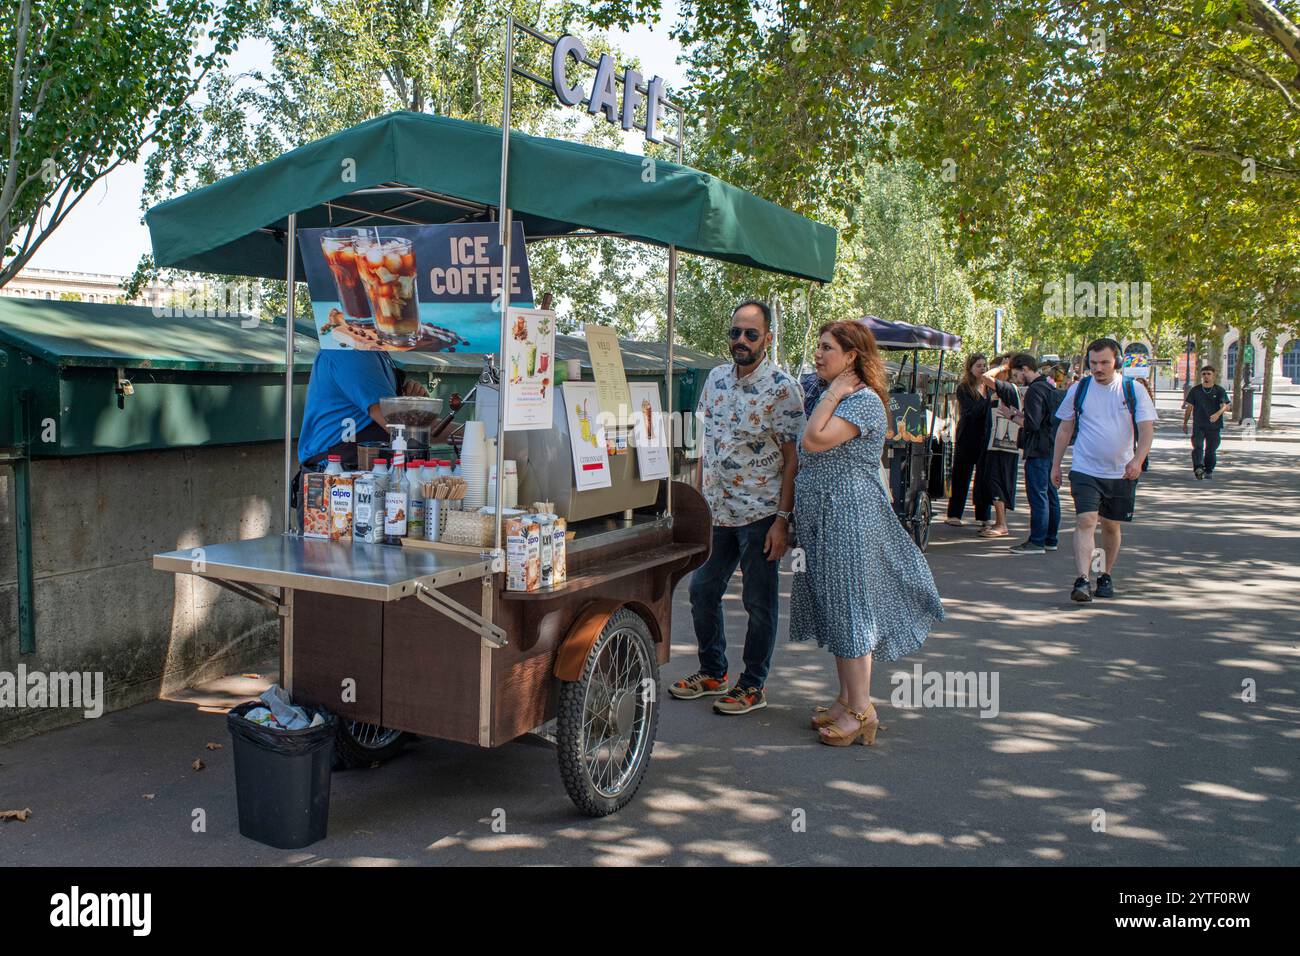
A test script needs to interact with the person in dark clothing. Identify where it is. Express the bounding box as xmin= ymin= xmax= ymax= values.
xmin=1001 ymin=353 xmax=1061 ymax=554
xmin=1182 ymin=365 xmax=1231 ymax=479
xmin=800 ymin=370 xmax=828 ymax=419
xmin=974 ymin=357 xmax=1020 ymax=537
xmin=945 ymin=353 xmax=990 ymax=527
